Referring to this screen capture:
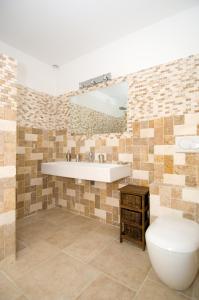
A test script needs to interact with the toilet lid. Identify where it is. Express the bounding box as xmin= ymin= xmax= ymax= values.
xmin=146 ymin=215 xmax=199 ymax=253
